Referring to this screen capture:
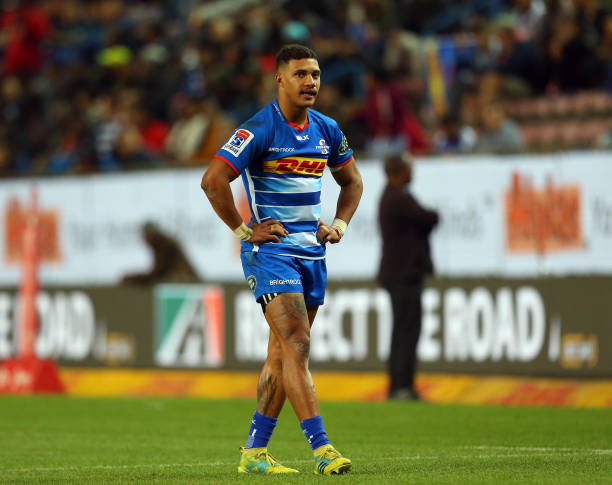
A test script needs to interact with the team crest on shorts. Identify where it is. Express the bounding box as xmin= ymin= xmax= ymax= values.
xmin=247 ymin=275 xmax=257 ymax=291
